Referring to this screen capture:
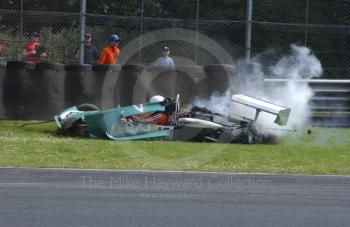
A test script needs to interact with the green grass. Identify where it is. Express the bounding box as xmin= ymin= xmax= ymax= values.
xmin=0 ymin=120 xmax=350 ymax=175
